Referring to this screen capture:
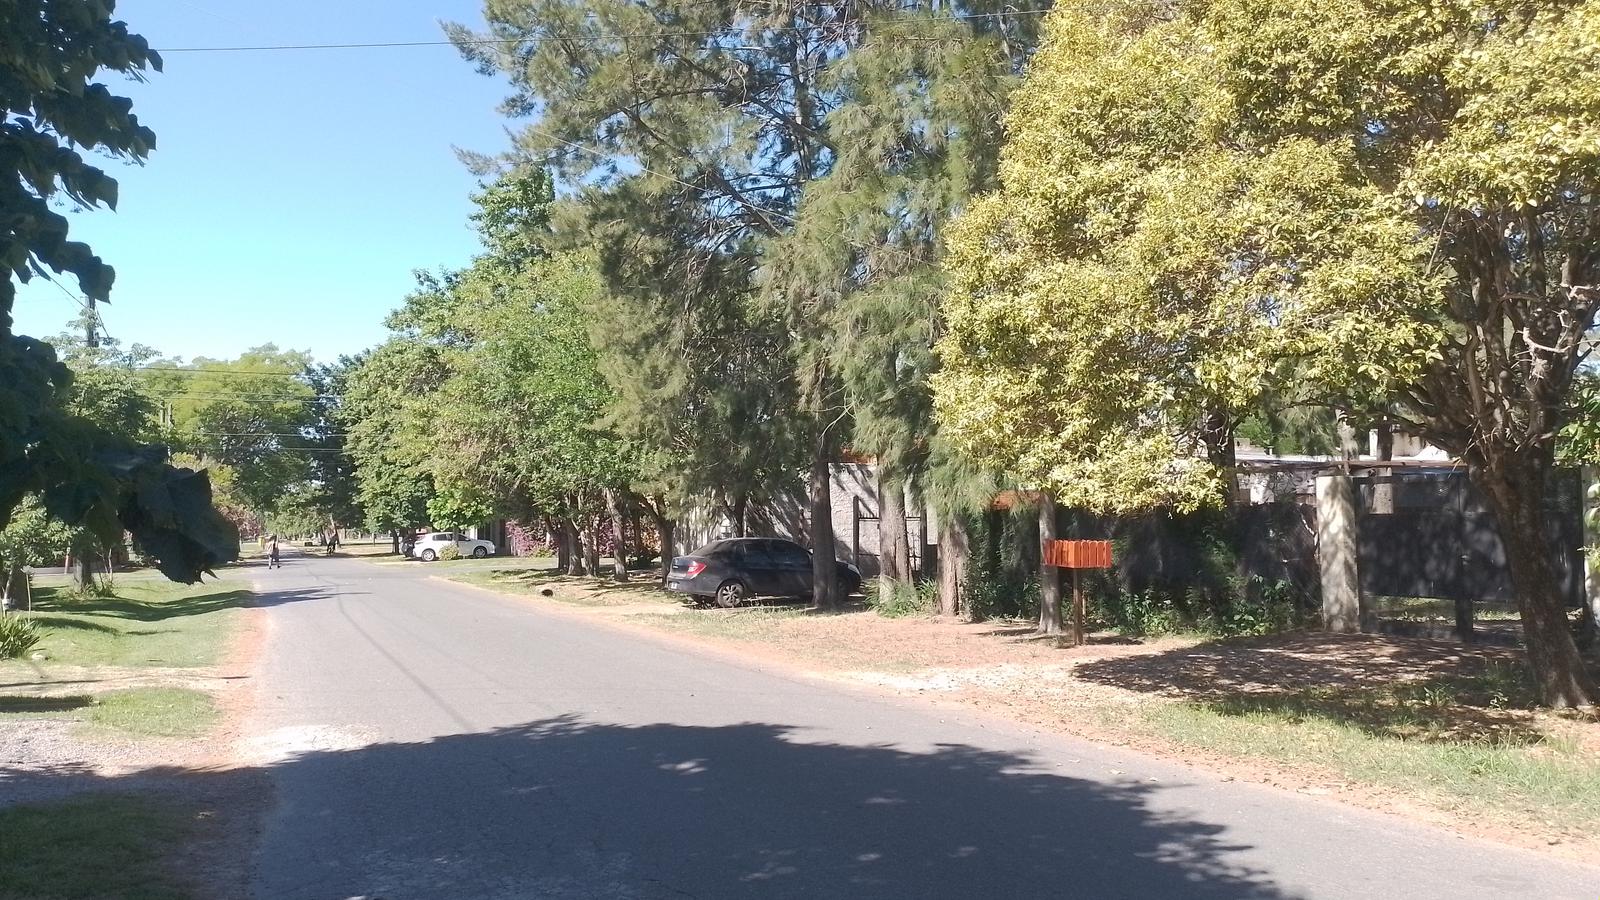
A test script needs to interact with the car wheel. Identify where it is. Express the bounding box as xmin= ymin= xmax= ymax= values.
xmin=472 ymin=546 xmax=488 ymax=559
xmin=714 ymin=579 xmax=748 ymax=609
xmin=421 ymin=549 xmax=437 ymax=562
